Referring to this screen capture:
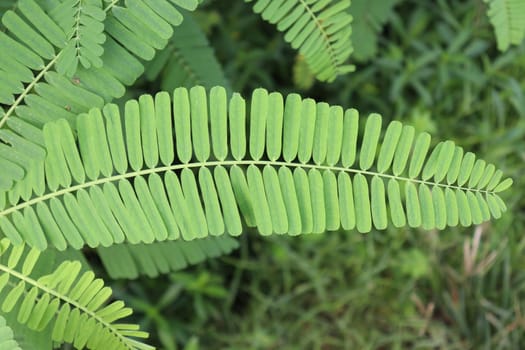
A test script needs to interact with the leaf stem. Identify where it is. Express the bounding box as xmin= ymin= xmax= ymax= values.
xmin=0 ymin=159 xmax=496 ymax=217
